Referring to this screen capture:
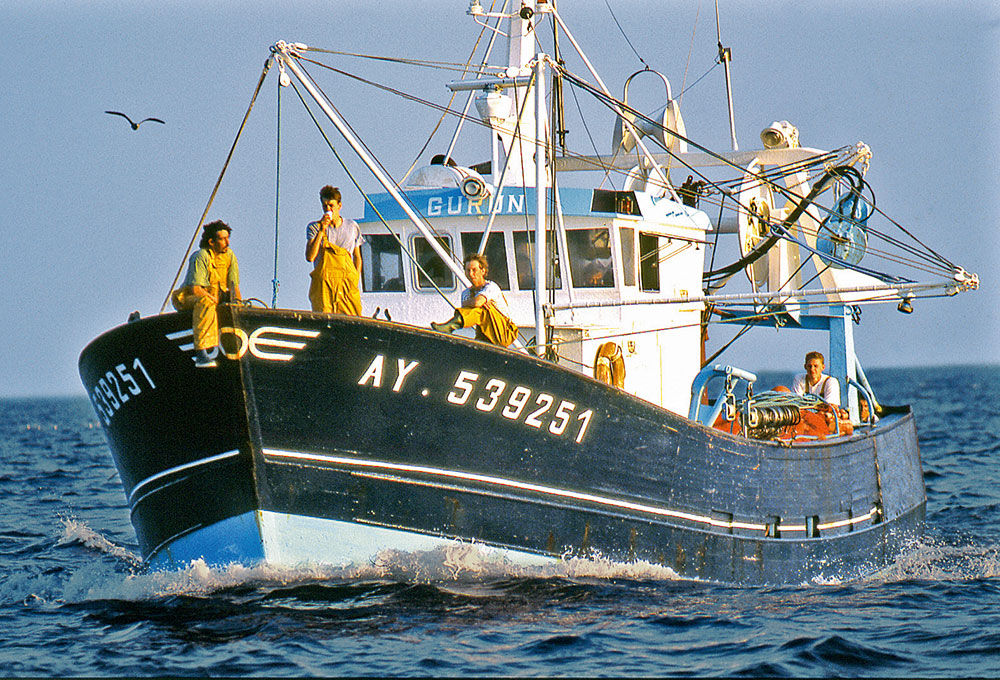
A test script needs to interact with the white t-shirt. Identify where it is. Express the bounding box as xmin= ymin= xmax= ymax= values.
xmin=461 ymin=280 xmax=510 ymax=317
xmin=306 ymin=217 xmax=363 ymax=252
xmin=792 ymin=372 xmax=841 ymax=406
